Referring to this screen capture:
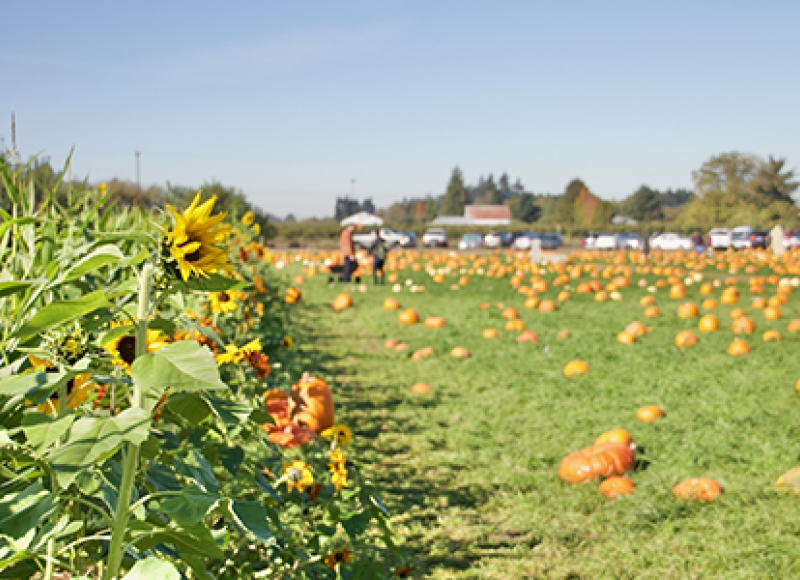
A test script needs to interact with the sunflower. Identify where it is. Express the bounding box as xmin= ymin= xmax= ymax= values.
xmin=165 ymin=192 xmax=232 ymax=281
xmin=103 ymin=321 xmax=170 ymax=372
xmin=321 ymin=424 xmax=352 ymax=446
xmin=242 ymin=211 xmax=255 ymax=226
xmin=282 ymin=459 xmax=314 ymax=493
xmin=216 ymin=338 xmax=261 ymax=365
xmin=207 ymin=289 xmax=245 ymax=315
xmin=281 ymin=336 xmax=294 ymax=349
xmin=328 ymin=449 xmax=349 ymax=492
xmin=323 ymin=547 xmax=353 ymax=569
xmin=37 ymin=373 xmax=95 ymax=416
